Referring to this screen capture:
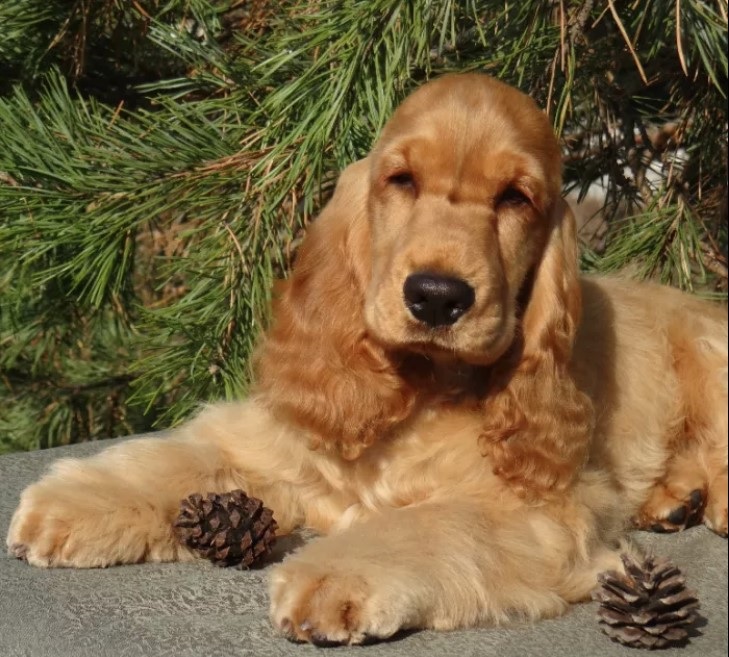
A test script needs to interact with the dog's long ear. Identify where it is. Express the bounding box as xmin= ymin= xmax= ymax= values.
xmin=480 ymin=200 xmax=593 ymax=499
xmin=521 ymin=198 xmax=583 ymax=363
xmin=254 ymin=159 xmax=416 ymax=460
